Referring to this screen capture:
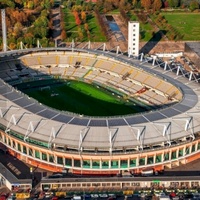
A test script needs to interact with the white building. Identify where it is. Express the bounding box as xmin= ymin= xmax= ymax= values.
xmin=128 ymin=21 xmax=140 ymax=57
